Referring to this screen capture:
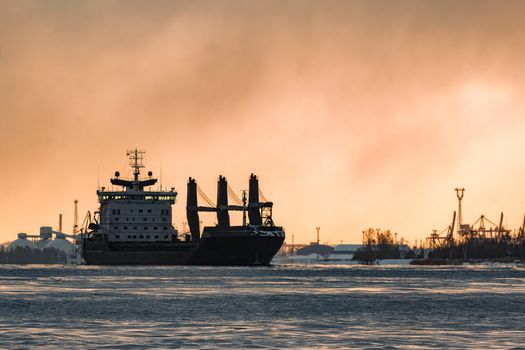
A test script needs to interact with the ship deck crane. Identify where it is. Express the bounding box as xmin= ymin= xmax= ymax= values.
xmin=186 ymin=174 xmax=275 ymax=242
